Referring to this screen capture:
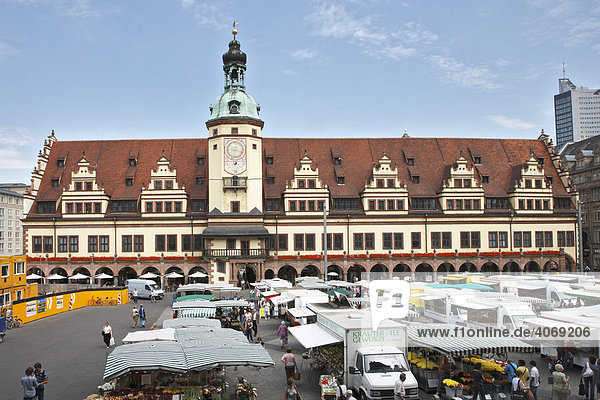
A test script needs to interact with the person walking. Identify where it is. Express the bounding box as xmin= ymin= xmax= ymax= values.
xmin=252 ymin=308 xmax=258 ymax=336
xmin=139 ymin=304 xmax=146 ymax=328
xmin=150 ymin=288 xmax=157 ymax=303
xmin=517 ymin=360 xmax=530 ymax=386
xmin=21 ymin=367 xmax=39 ymax=400
xmin=394 ymin=372 xmax=406 ymax=400
xmin=592 ymin=359 xmax=600 ymax=400
xmin=529 ymin=360 xmax=540 ymax=400
xmin=344 ymin=390 xmax=357 ymax=400
xmin=131 ymin=305 xmax=139 ymax=328
xmin=552 ymin=364 xmax=570 ymax=400
xmin=132 ymin=288 xmax=138 ymax=303
xmin=281 ymin=347 xmax=297 ymax=381
xmin=244 ymin=311 xmax=254 ymax=342
xmin=33 ymin=362 xmax=48 ymax=400
xmin=472 ymin=363 xmax=486 ymax=400
xmin=504 ymin=359 xmax=518 ymax=382
xmin=284 ymin=377 xmax=302 ymax=400
xmin=102 ymin=321 xmax=113 ymax=348
xmin=264 ymin=302 xmax=271 ymax=320
xmin=583 ymin=357 xmax=596 ymax=400
xmin=335 ymin=377 xmax=347 ymax=400
xmin=277 ymin=321 xmax=288 ymax=349
xmin=512 ymin=370 xmax=529 ymax=400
